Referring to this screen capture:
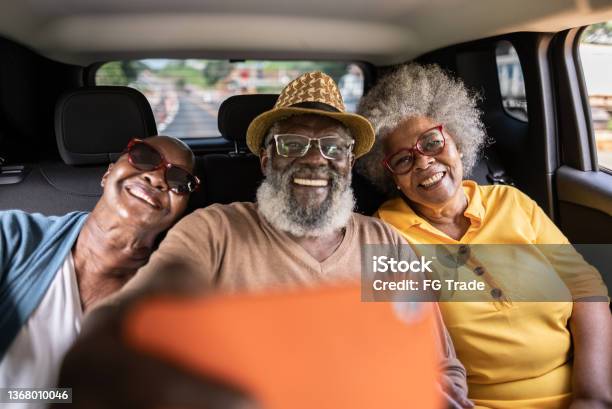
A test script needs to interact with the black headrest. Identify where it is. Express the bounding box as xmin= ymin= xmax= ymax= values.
xmin=55 ymin=86 xmax=157 ymax=165
xmin=217 ymin=94 xmax=278 ymax=143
